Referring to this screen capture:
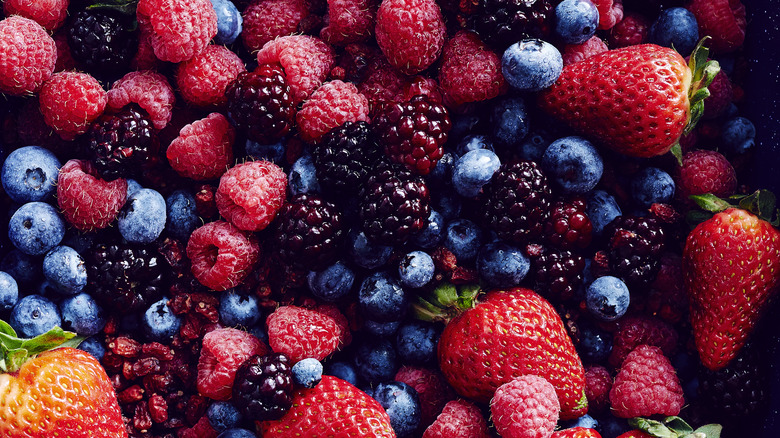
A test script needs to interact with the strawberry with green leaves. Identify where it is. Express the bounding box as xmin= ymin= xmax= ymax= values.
xmin=552 ymin=427 xmax=602 ymax=438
